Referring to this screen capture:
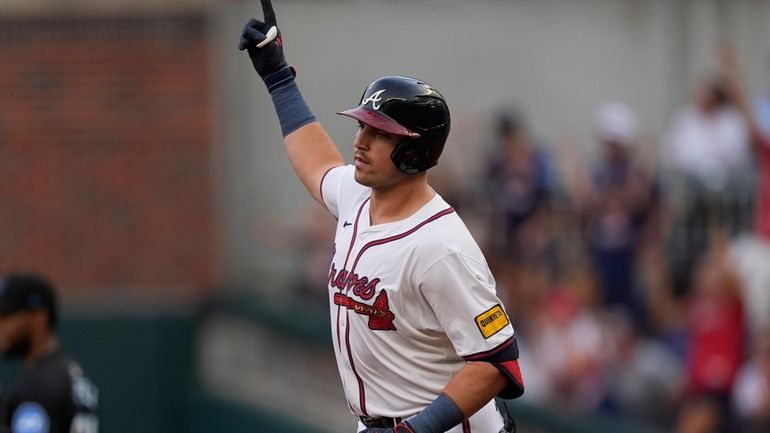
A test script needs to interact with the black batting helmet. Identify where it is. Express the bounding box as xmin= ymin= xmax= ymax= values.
xmin=337 ymin=76 xmax=451 ymax=174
